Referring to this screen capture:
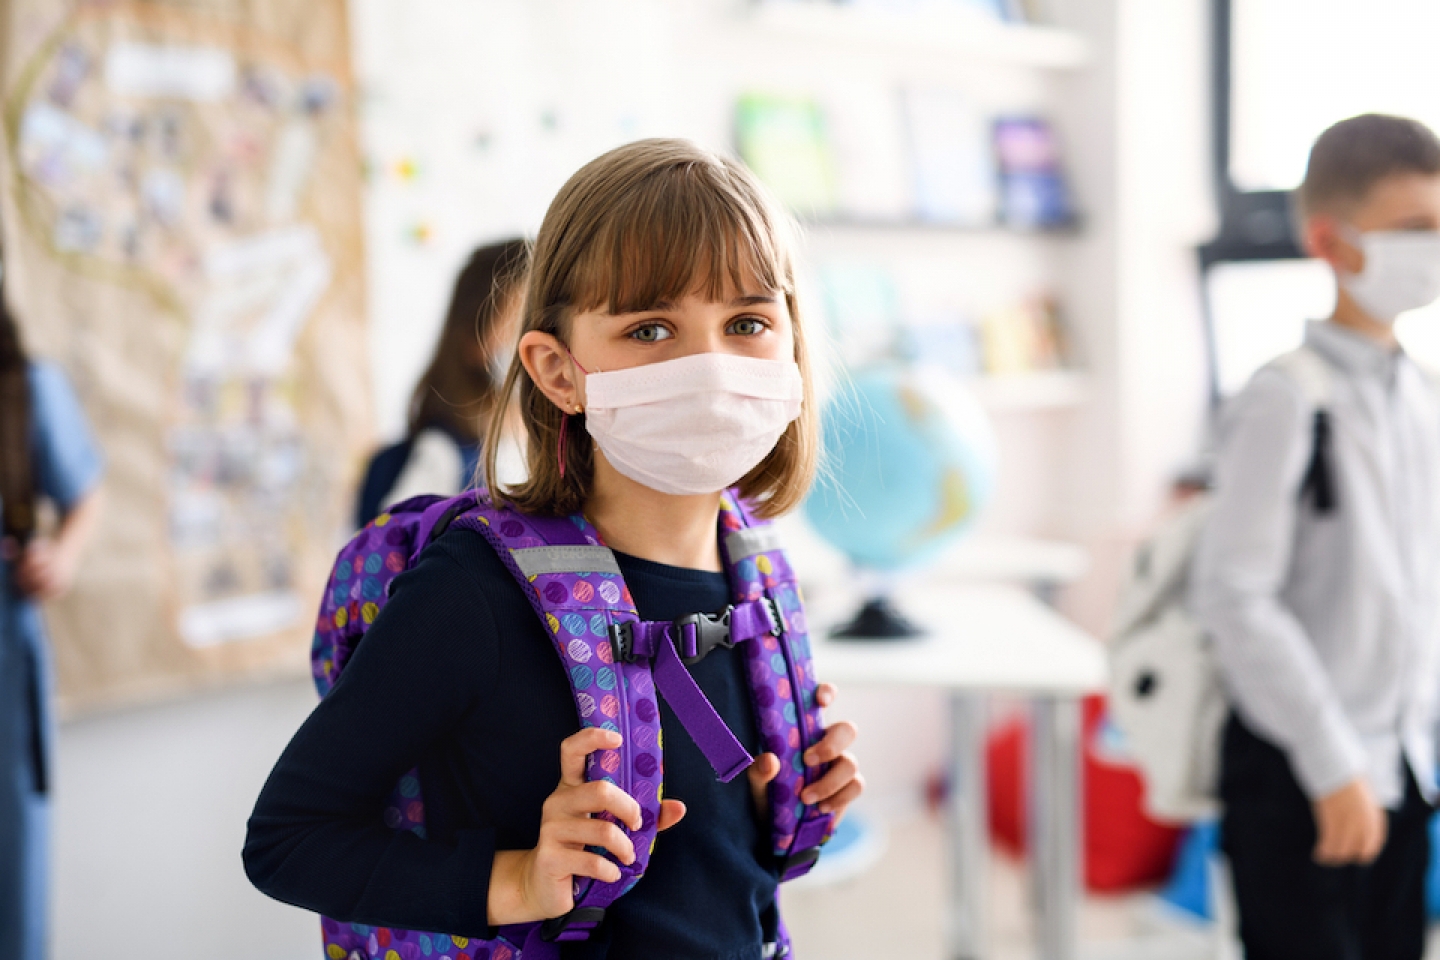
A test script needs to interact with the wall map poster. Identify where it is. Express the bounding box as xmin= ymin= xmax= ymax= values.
xmin=0 ymin=0 xmax=369 ymax=711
